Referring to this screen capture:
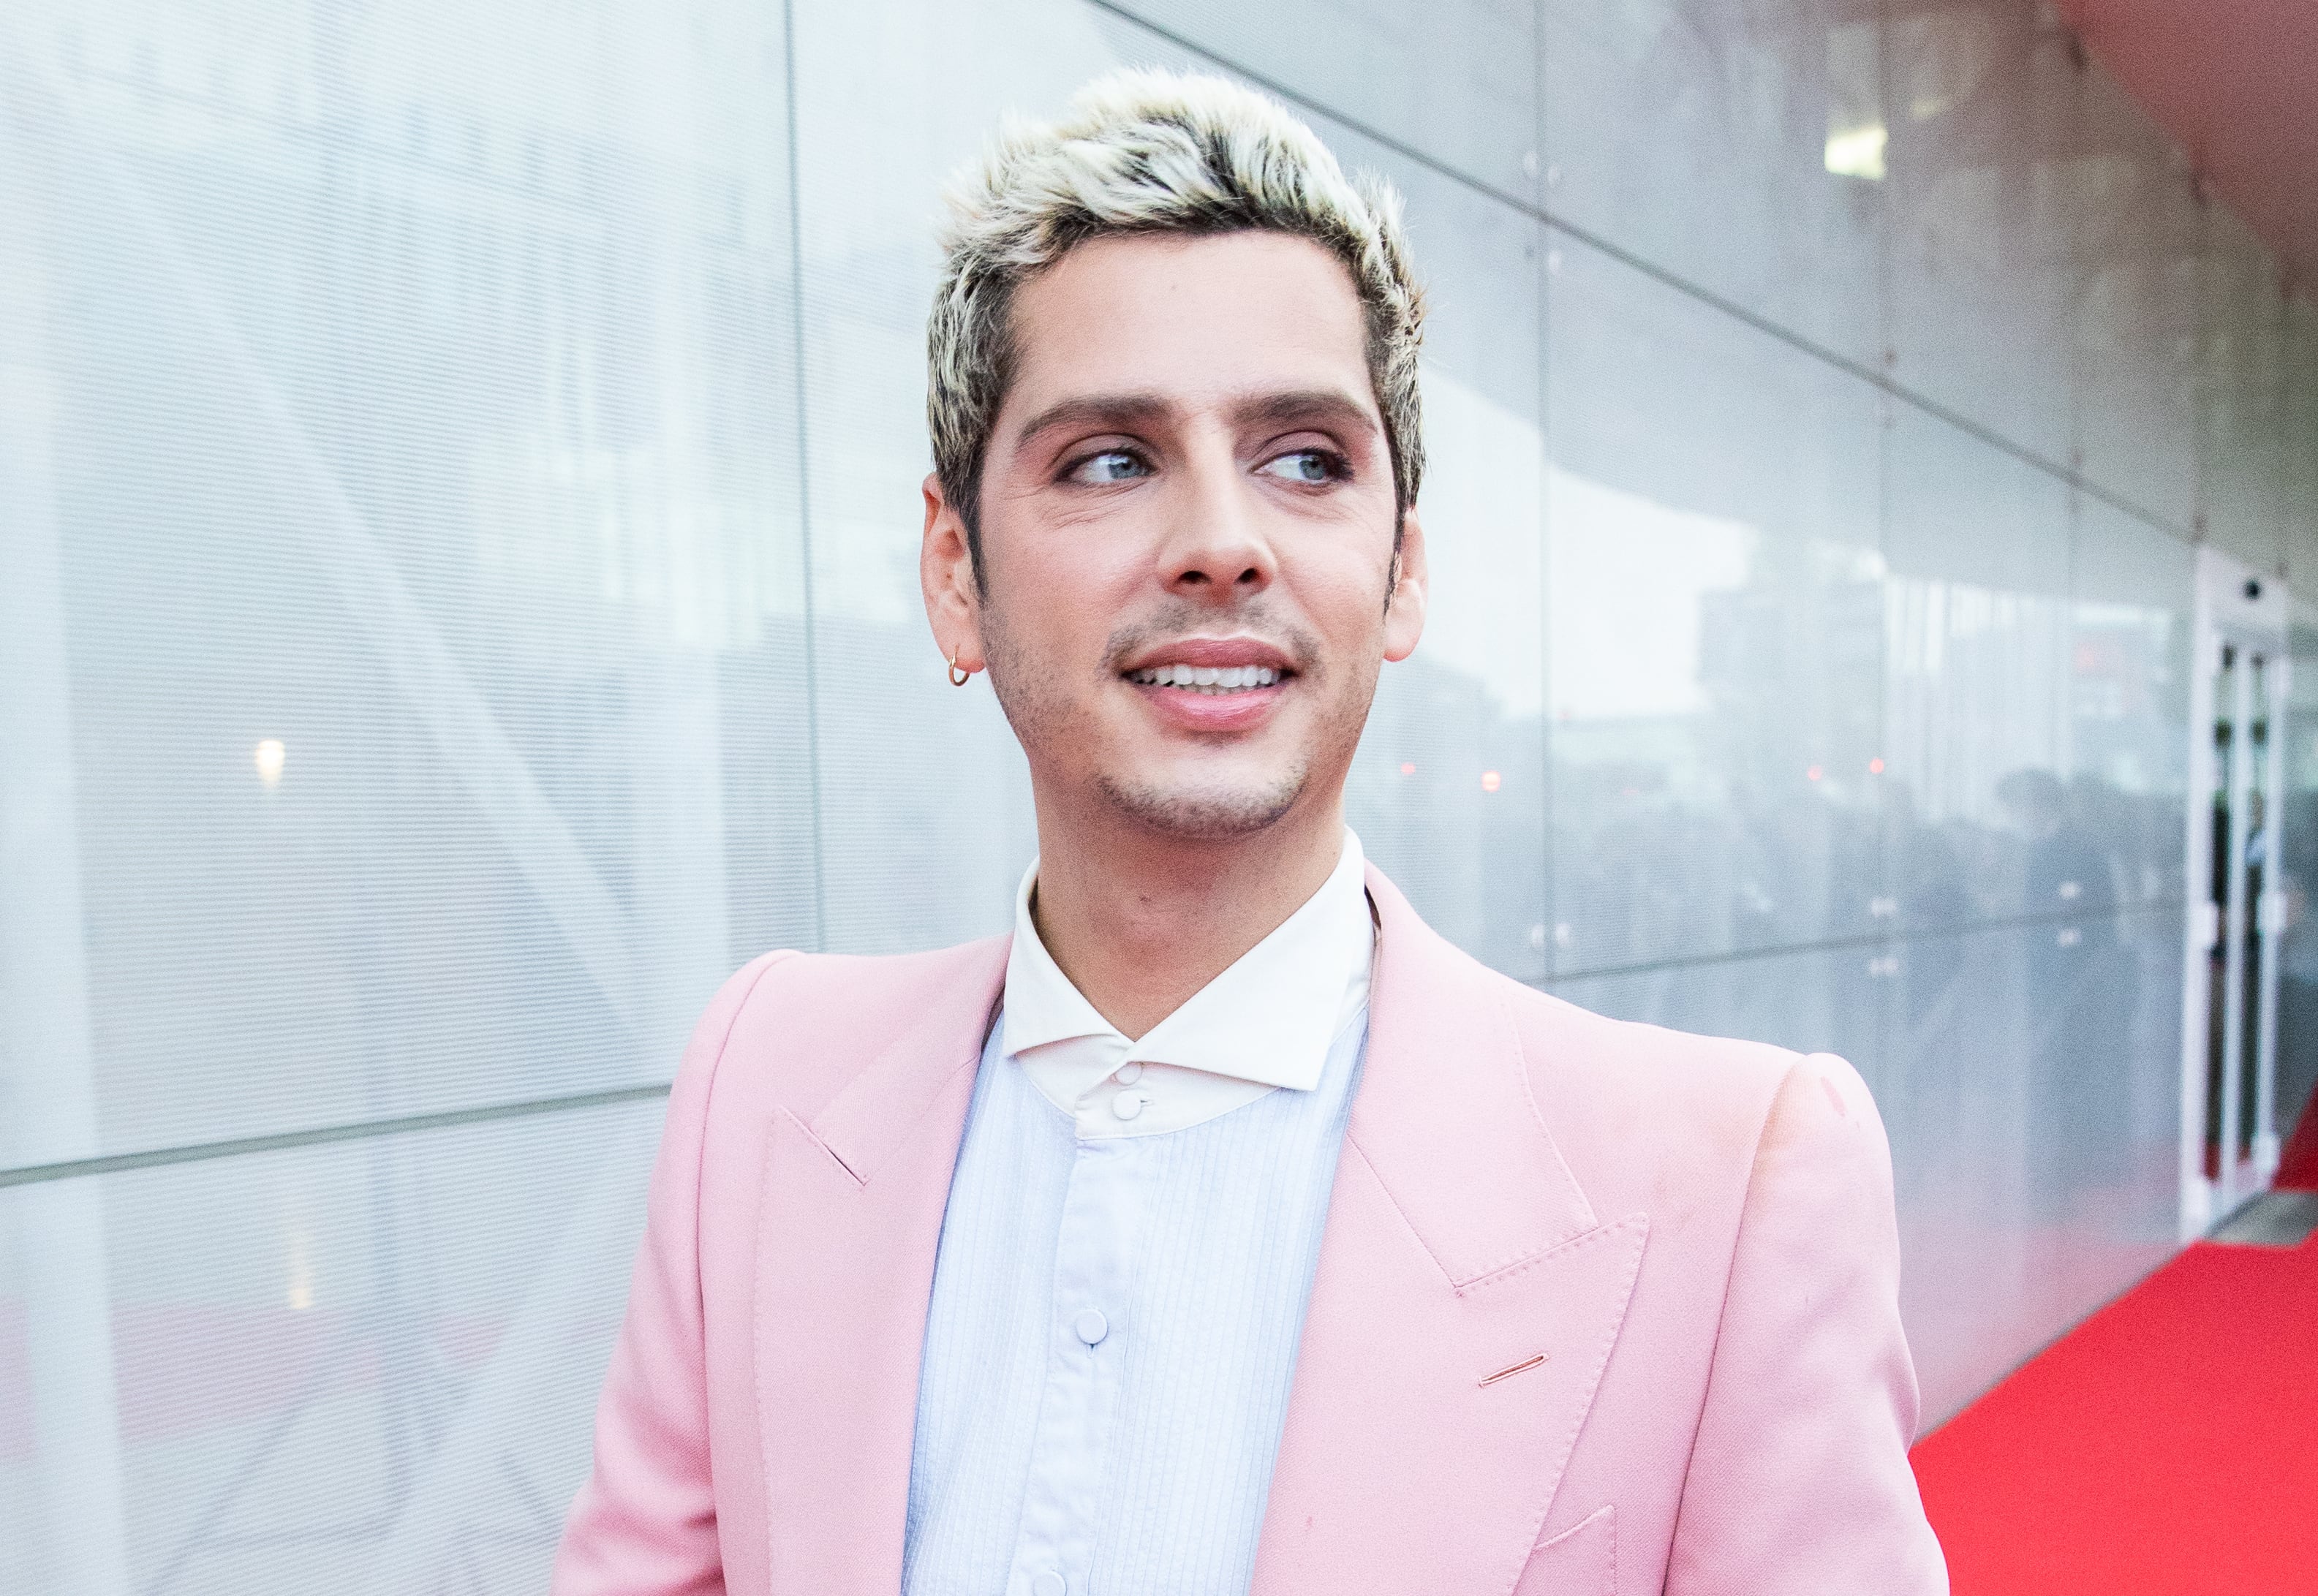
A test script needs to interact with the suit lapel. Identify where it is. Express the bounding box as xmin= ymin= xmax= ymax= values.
xmin=1253 ymin=871 xmax=1648 ymax=1595
xmin=742 ymin=873 xmax=1646 ymax=1594
xmin=752 ymin=939 xmax=1008 ymax=1594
